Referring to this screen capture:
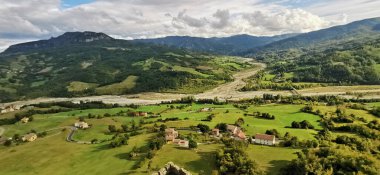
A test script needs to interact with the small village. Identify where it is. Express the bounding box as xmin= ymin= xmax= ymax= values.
xmin=2 ymin=98 xmax=376 ymax=175
xmin=0 ymin=105 xmax=279 ymax=151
